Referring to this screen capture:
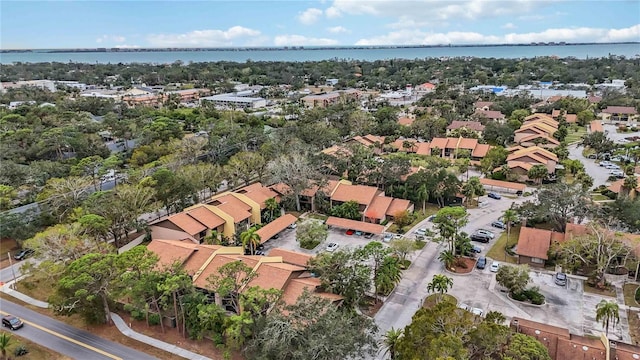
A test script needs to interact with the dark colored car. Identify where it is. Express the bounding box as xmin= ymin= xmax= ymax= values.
xmin=491 ymin=221 xmax=507 ymax=229
xmin=476 ymin=257 xmax=487 ymax=270
xmin=487 ymin=192 xmax=502 ymax=200
xmin=364 ymin=233 xmax=374 ymax=239
xmin=471 ymin=233 xmax=491 ymax=243
xmin=2 ymin=315 xmax=24 ymax=330
xmin=14 ymin=248 xmax=35 ymax=261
